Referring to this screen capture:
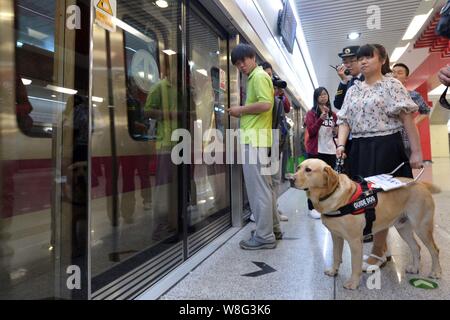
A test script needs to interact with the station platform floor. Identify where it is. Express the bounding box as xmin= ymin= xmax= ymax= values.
xmin=157 ymin=157 xmax=450 ymax=300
